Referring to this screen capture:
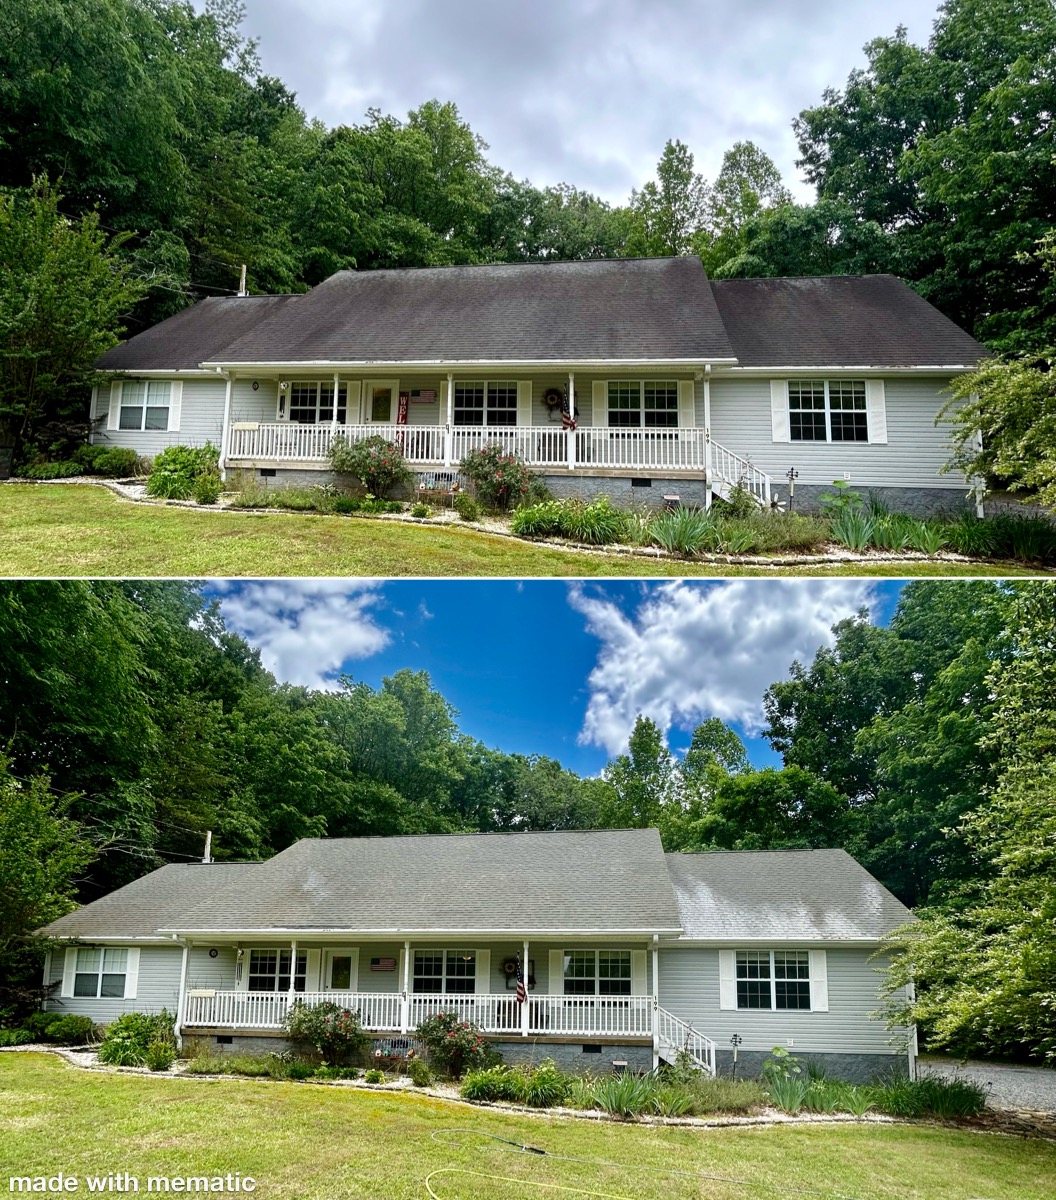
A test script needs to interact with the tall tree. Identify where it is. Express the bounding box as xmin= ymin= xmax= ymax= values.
xmin=626 ymin=140 xmax=707 ymax=257
xmin=696 ymin=141 xmax=791 ymax=274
